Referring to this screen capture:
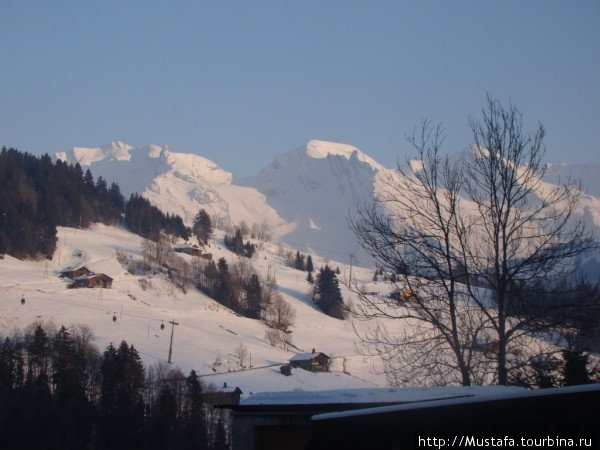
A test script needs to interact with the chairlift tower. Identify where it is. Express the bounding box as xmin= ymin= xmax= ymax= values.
xmin=167 ymin=319 xmax=179 ymax=364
